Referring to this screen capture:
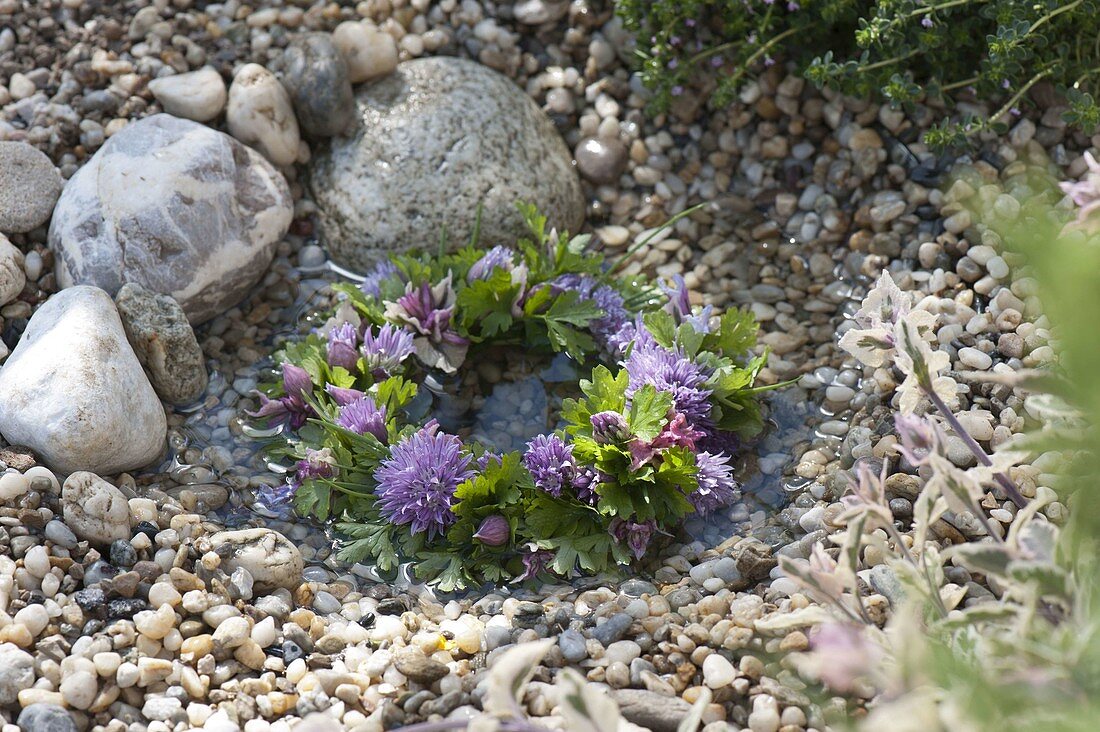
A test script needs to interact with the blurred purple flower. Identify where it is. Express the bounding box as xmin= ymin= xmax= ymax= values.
xmin=327 ymin=322 xmax=360 ymax=371
xmin=518 ymin=548 xmax=553 ymax=581
xmin=591 ymin=410 xmax=631 ymax=444
xmin=326 ymin=384 xmax=366 ymax=406
xmin=807 ymin=623 xmax=881 ymax=693
xmin=361 ymin=323 xmax=415 ymax=378
xmin=247 ymin=363 xmax=315 ymax=430
xmin=336 ymin=396 xmax=388 ymax=442
xmin=921 ymin=16 xmax=933 ymax=28
xmin=1061 ymin=151 xmax=1100 ymax=228
xmin=360 ymin=260 xmax=402 ymax=299
xmin=609 ymin=518 xmax=657 ymax=560
xmin=691 ymin=451 xmax=739 ymax=515
xmin=374 ymin=426 xmax=475 ymax=539
xmin=467 ymin=246 xmax=516 ymax=281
